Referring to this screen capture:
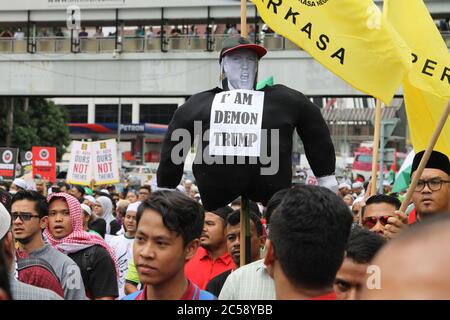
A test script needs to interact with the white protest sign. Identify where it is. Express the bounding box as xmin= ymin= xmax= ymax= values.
xmin=209 ymin=89 xmax=265 ymax=157
xmin=67 ymin=141 xmax=94 ymax=186
xmin=92 ymin=139 xmax=120 ymax=185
